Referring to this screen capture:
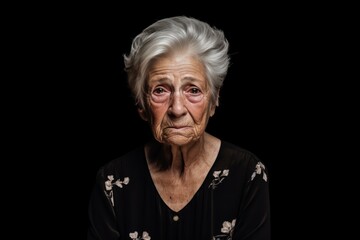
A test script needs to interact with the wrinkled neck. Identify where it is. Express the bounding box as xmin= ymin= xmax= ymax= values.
xmin=145 ymin=132 xmax=215 ymax=175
